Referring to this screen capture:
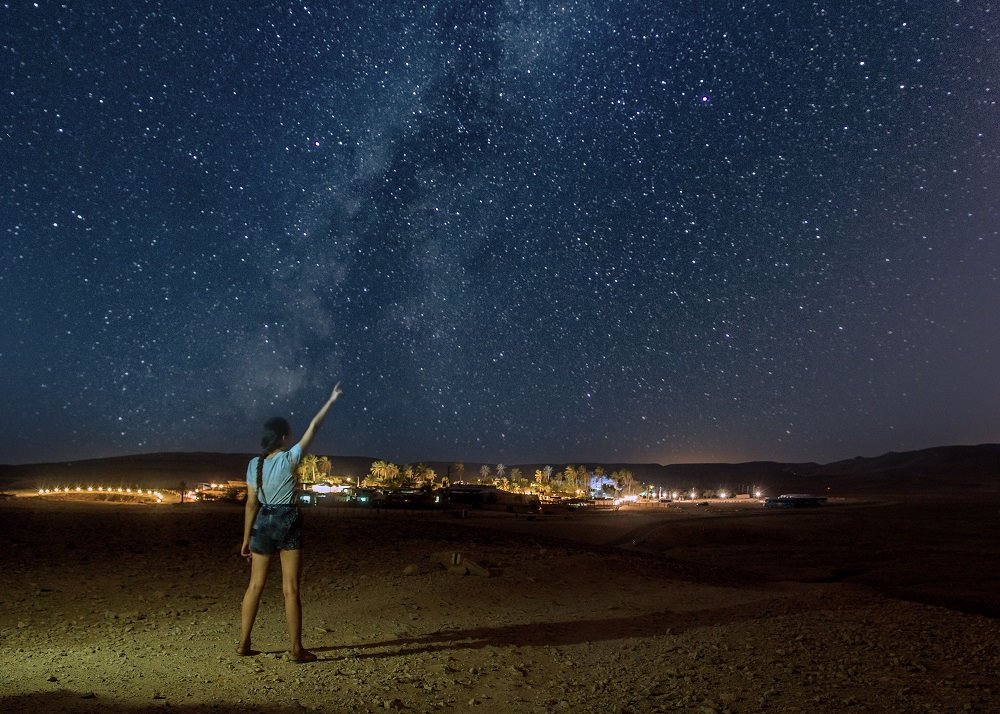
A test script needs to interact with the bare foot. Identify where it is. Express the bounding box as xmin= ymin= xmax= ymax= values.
xmin=289 ymin=649 xmax=317 ymax=663
xmin=236 ymin=646 xmax=260 ymax=656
